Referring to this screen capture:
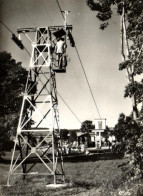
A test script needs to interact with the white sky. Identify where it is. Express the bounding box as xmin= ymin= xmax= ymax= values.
xmin=0 ymin=0 xmax=132 ymax=129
